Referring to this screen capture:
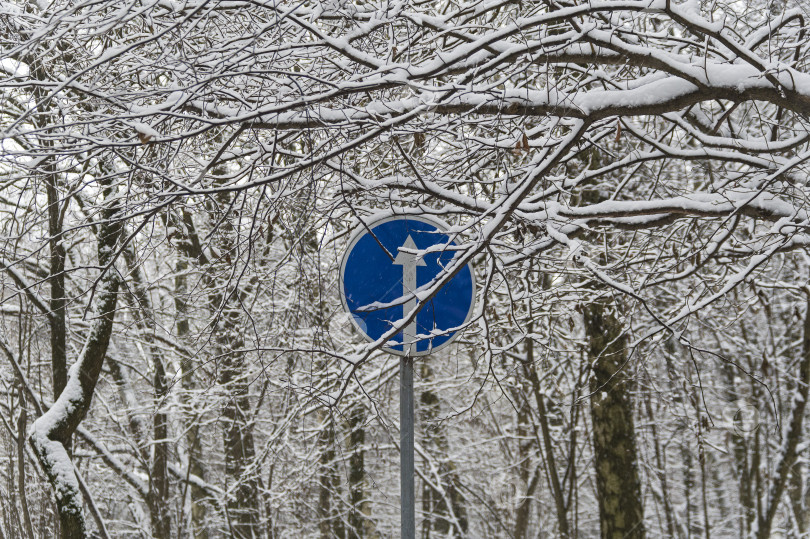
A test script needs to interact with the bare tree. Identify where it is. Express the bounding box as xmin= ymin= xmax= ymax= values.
xmin=5 ymin=0 xmax=810 ymax=536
